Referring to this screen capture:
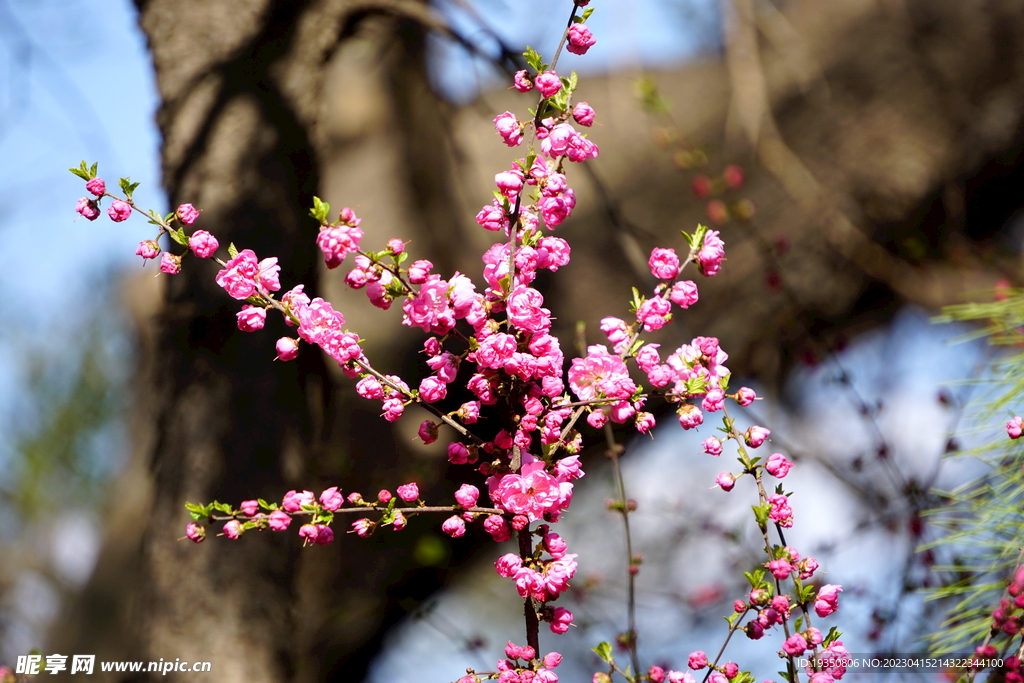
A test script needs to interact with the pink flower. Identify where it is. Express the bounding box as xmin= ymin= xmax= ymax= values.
xmin=1009 ymin=416 xmax=1023 ymax=439
xmin=495 ymin=553 xmax=523 ymax=578
xmin=568 ymin=346 xmax=636 ymax=401
xmin=407 ymin=259 xmax=433 ymax=284
xmin=637 ymin=296 xmax=672 ymax=331
xmin=636 ymin=412 xmax=656 ymax=433
xmin=455 ymin=484 xmax=479 ymax=508
xmin=76 ymin=197 xmax=101 ymax=221
xmin=85 ymin=177 xmax=106 ymax=196
xmin=189 ymin=230 xmax=219 ymax=258
xmin=566 ymin=23 xmax=596 ymax=55
xmin=223 ymin=520 xmax=243 ymax=539
xmin=320 ymin=487 xmax=344 ymax=512
xmin=736 ymin=387 xmax=756 ymax=406
xmin=702 ymin=436 xmax=723 ymax=456
xmin=688 ymin=652 xmax=708 ymax=670
xmin=448 ymin=441 xmax=471 ymax=464
xmin=316 ymin=224 xmax=363 ymax=269
xmin=441 ymin=515 xmax=466 ymax=537
xmin=418 ymin=376 xmax=447 ymax=403
xmin=670 ymin=280 xmax=699 ymax=308
xmin=814 ymin=584 xmax=842 ymax=617
xmin=716 ymin=472 xmax=736 ymax=491
xmin=495 ymin=170 xmax=525 ymax=198
xmin=783 ymin=634 xmax=808 ymax=656
xmin=508 ymin=286 xmax=551 ymax=333
xmin=417 ymin=420 xmax=439 ymax=445
xmin=765 ymin=453 xmax=793 ymax=478
xmin=275 ymin=337 xmax=299 ymax=362
xmin=282 ymin=489 xmax=314 ymax=512
xmin=159 ymin=253 xmax=182 ymax=275
xmin=513 ymin=70 xmax=533 ymax=92
xmin=236 ymin=305 xmax=266 ymax=332
xmin=352 ymin=518 xmax=374 ymax=537
xmin=744 ymin=426 xmax=770 ymax=448
xmin=215 ymin=249 xmax=260 ymax=299
xmin=649 ymin=248 xmax=681 ymax=280
xmin=107 ymin=200 xmax=132 ymax=222
xmin=549 ymin=606 xmax=573 ymax=634
xmin=677 ymin=404 xmax=704 ymax=430
xmin=176 ymin=203 xmax=200 ymax=225
xmin=768 ymin=558 xmax=792 ymax=579
xmin=314 ymin=525 xmax=334 ymax=545
xmin=649 ymin=667 xmax=666 ymax=683
xmin=397 ymin=483 xmax=419 ymax=502
xmin=136 ymin=240 xmax=160 ymax=259
xmin=768 ymin=494 xmax=794 ymax=527
xmin=298 ymin=524 xmax=319 ymax=543
xmin=476 ymin=201 xmax=509 ymax=232
xmin=572 ymin=102 xmax=595 ymax=127
xmin=698 ymin=230 xmax=726 ymax=276
xmin=268 ymin=510 xmax=292 ymax=531
xmin=494 ymin=111 xmax=524 ymax=147
xmin=702 ymin=388 xmax=725 ymax=412
xmin=185 ymin=522 xmax=205 ymax=542
xmin=240 ymin=500 xmax=259 ymax=516
xmin=490 ymin=461 xmax=570 ymax=522
xmin=458 ymin=401 xmax=480 ymax=424
xmin=535 ymin=71 xmax=562 ymax=98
